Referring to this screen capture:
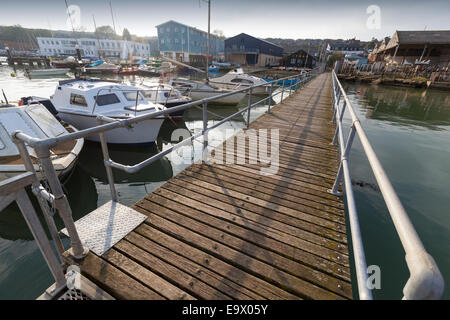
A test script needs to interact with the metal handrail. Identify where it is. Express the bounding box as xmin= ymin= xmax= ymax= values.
xmin=330 ymin=68 xmax=444 ymax=300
